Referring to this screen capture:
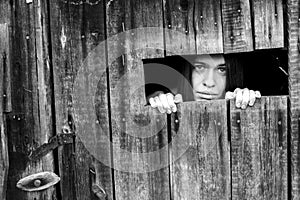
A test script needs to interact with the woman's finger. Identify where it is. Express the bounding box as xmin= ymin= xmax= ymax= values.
xmin=149 ymin=97 xmax=157 ymax=108
xmin=225 ymin=91 xmax=235 ymax=100
xmin=154 ymin=96 xmax=165 ymax=113
xmin=234 ymin=88 xmax=243 ymax=108
xmin=174 ymin=94 xmax=183 ymax=103
xmin=241 ymin=88 xmax=250 ymax=109
xmin=255 ymin=91 xmax=261 ymax=98
xmin=249 ymin=90 xmax=256 ymax=106
xmin=159 ymin=94 xmax=171 ymax=114
xmin=166 ymin=93 xmax=177 ymax=113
